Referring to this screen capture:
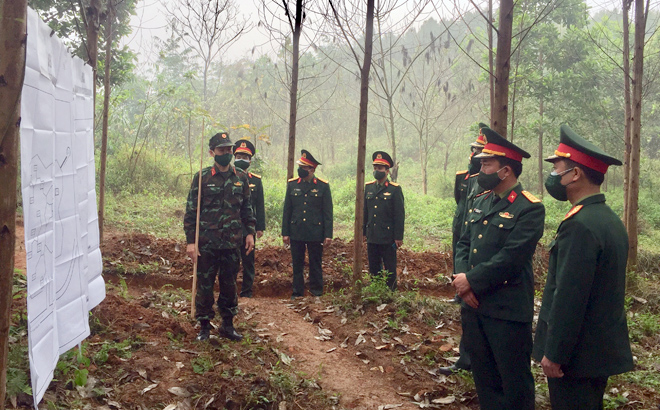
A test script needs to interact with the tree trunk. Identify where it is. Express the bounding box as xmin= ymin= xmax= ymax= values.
xmin=351 ymin=0 xmax=375 ymax=297
xmin=538 ymin=94 xmax=544 ymax=197
xmin=488 ymin=0 xmax=494 ymax=126
xmin=387 ymin=96 xmax=398 ymax=181
xmin=0 ymin=1 xmax=27 ymax=408
xmin=98 ymin=7 xmax=113 ymax=245
xmin=491 ymin=0 xmax=514 ymax=138
xmin=85 ymin=0 xmax=101 ymax=138
xmin=627 ymin=0 xmax=648 ymax=270
xmin=622 ymin=0 xmax=632 ymax=228
xmin=286 ymin=0 xmax=304 ymax=180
